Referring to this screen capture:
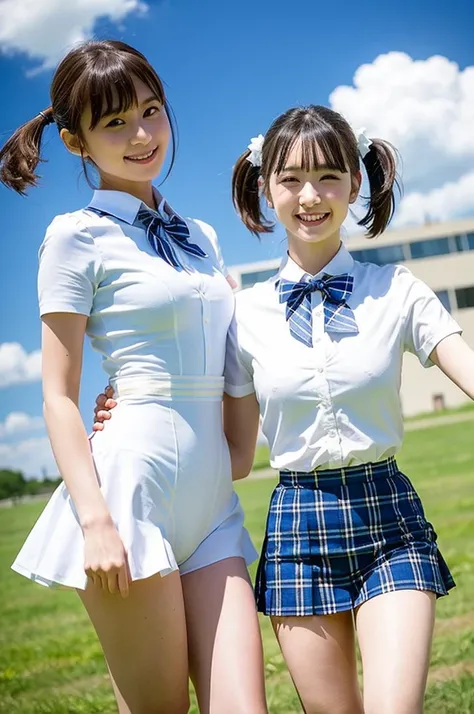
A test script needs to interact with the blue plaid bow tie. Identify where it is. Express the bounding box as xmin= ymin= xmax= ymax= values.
xmin=278 ymin=273 xmax=358 ymax=347
xmin=88 ymin=204 xmax=207 ymax=269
